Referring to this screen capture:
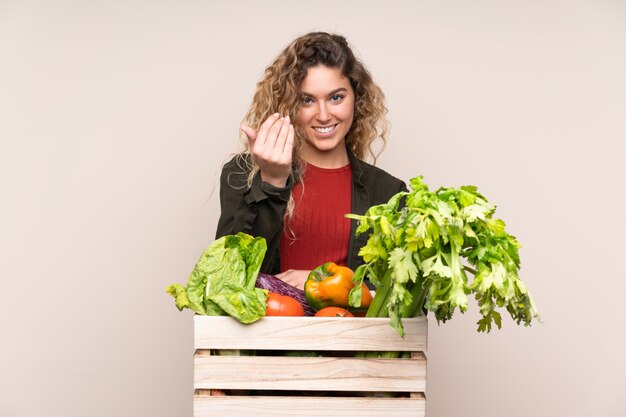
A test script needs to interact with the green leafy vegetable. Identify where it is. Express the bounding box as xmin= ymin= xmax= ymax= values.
xmin=347 ymin=176 xmax=539 ymax=336
xmin=166 ymin=233 xmax=268 ymax=324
